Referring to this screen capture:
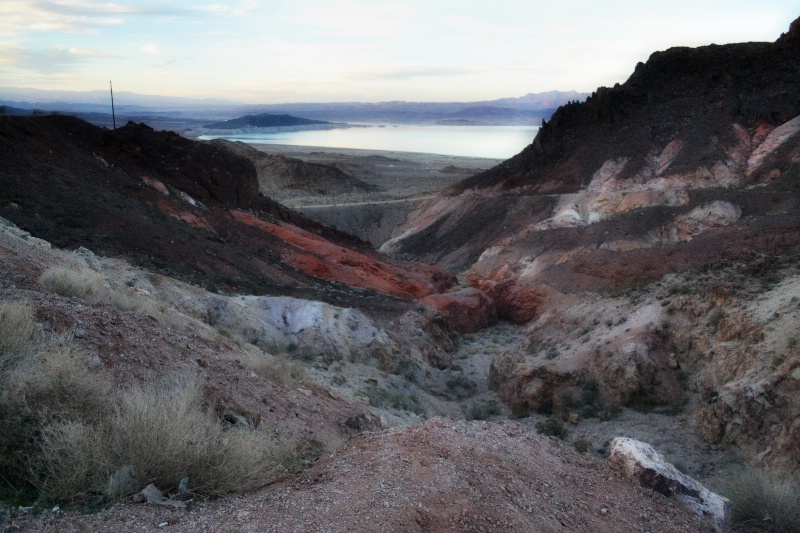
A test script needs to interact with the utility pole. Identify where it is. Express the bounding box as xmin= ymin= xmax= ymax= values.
xmin=109 ymin=80 xmax=116 ymax=130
